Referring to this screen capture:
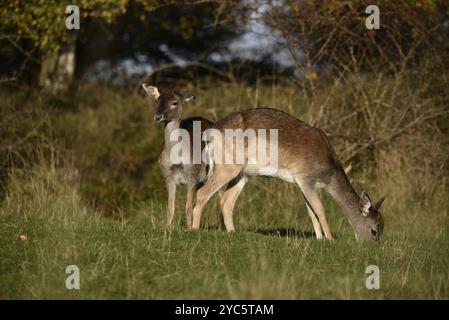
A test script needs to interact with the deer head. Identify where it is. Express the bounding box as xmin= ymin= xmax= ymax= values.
xmin=142 ymin=83 xmax=195 ymax=122
xmin=356 ymin=191 xmax=385 ymax=240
